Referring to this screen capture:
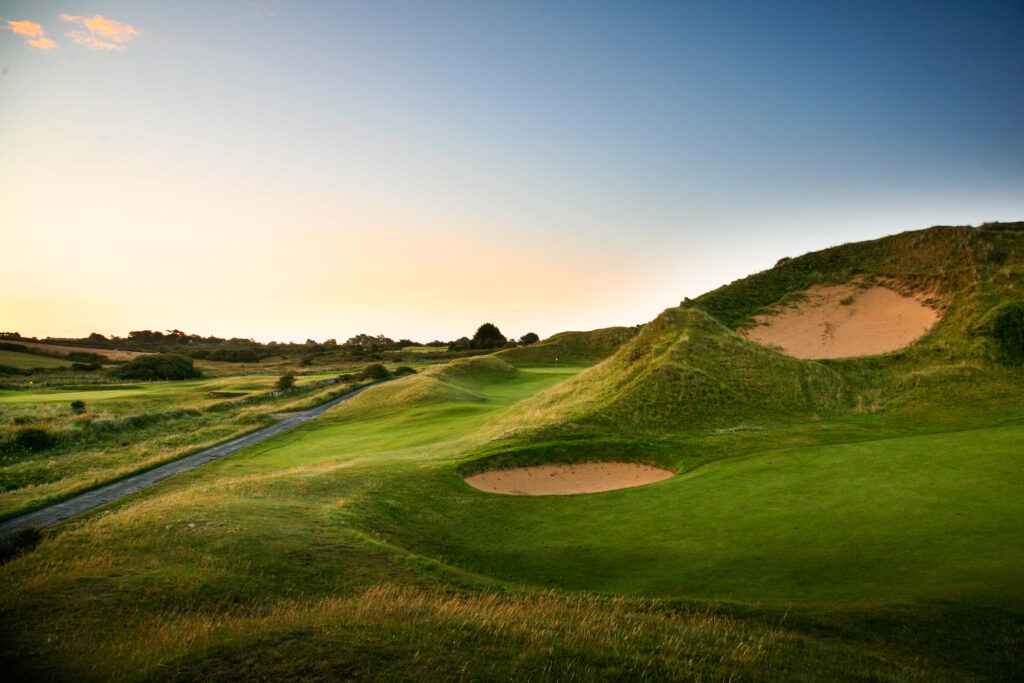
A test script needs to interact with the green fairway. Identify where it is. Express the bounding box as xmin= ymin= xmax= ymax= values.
xmin=1 ymin=361 xmax=1023 ymax=679
xmin=356 ymin=423 xmax=1024 ymax=604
